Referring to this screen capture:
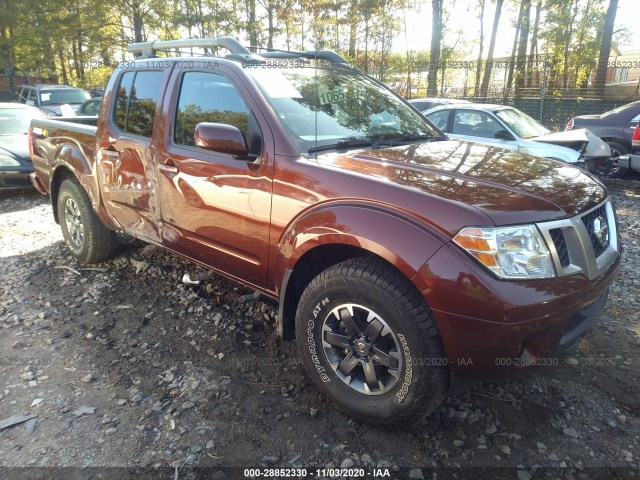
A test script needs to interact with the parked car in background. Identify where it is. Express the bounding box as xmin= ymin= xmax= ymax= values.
xmin=79 ymin=98 xmax=101 ymax=116
xmin=424 ymin=103 xmax=615 ymax=174
xmin=566 ymin=101 xmax=640 ymax=157
xmin=16 ymin=84 xmax=90 ymax=116
xmin=0 ymin=91 xmax=18 ymax=102
xmin=408 ymin=97 xmax=470 ymax=112
xmin=0 ymin=103 xmax=46 ymax=189
xmin=89 ymin=88 xmax=104 ymax=97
